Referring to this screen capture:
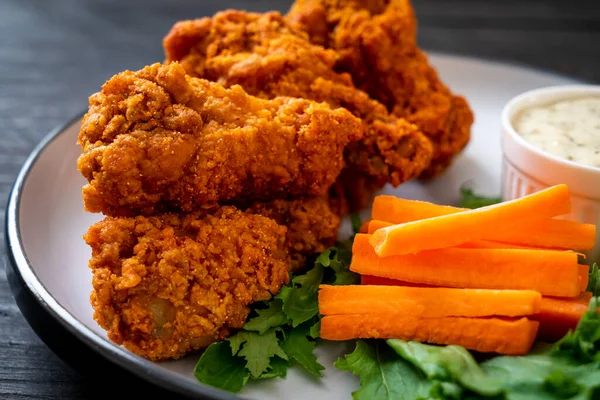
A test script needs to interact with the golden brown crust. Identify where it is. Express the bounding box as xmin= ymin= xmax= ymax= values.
xmin=85 ymin=206 xmax=289 ymax=360
xmin=80 ymin=1 xmax=475 ymax=364
xmin=163 ymin=10 xmax=433 ymax=192
xmin=246 ymin=196 xmax=340 ymax=272
xmin=286 ymin=0 xmax=474 ymax=177
xmin=77 ymin=62 xmax=362 ymax=216
xmin=329 ymin=169 xmax=383 ymax=214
